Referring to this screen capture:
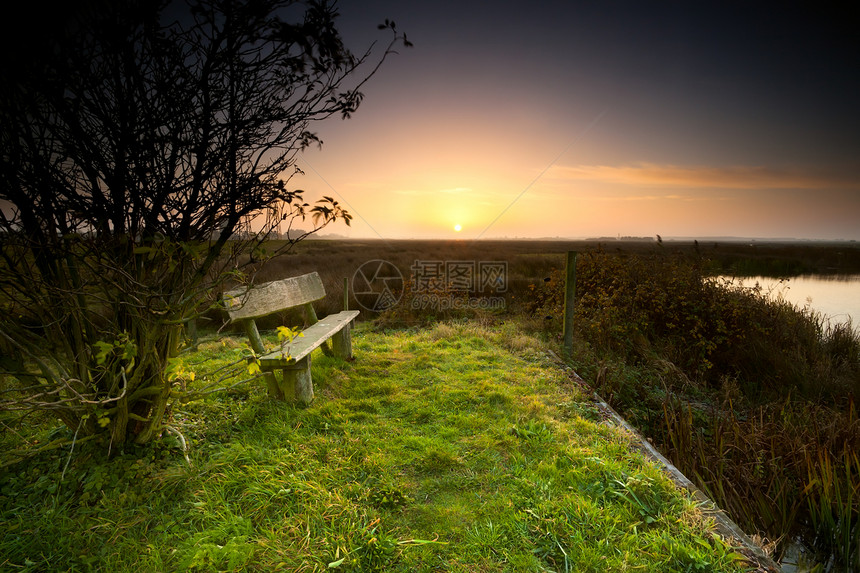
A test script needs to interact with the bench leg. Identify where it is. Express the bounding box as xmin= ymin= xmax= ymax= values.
xmin=281 ymin=356 xmax=314 ymax=406
xmin=263 ymin=371 xmax=284 ymax=400
xmin=331 ymin=323 xmax=353 ymax=360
